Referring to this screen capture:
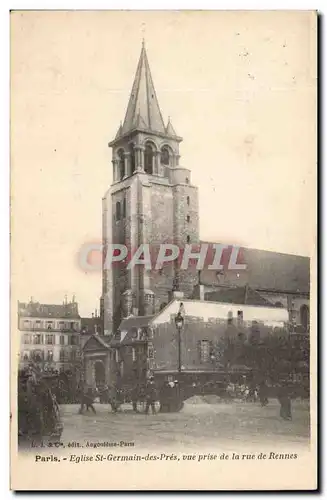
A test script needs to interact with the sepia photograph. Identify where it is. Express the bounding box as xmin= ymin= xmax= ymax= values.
xmin=10 ymin=10 xmax=317 ymax=490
